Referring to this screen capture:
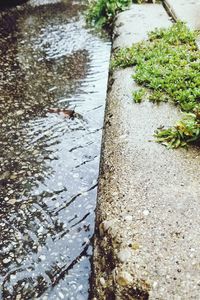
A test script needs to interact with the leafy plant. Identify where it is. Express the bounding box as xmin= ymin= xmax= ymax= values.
xmin=149 ymin=91 xmax=167 ymax=103
xmin=86 ymin=0 xmax=131 ymax=29
xmin=155 ymin=111 xmax=200 ymax=148
xmin=112 ymin=22 xmax=200 ymax=148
